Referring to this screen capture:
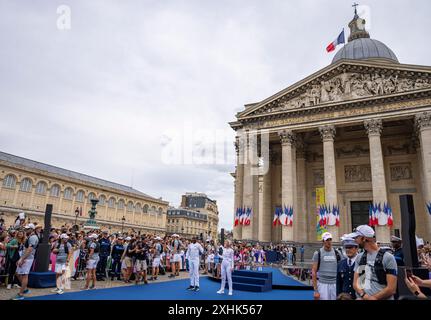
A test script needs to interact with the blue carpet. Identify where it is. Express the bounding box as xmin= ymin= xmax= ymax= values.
xmin=29 ymin=277 xmax=313 ymax=300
